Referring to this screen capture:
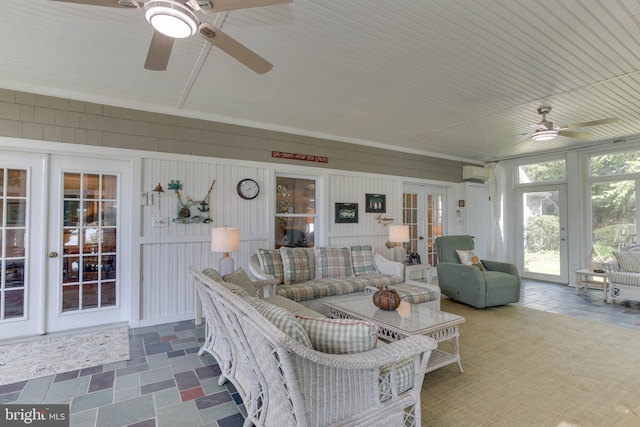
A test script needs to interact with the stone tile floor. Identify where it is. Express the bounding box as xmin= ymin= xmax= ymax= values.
xmin=2 ymin=279 xmax=640 ymax=426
